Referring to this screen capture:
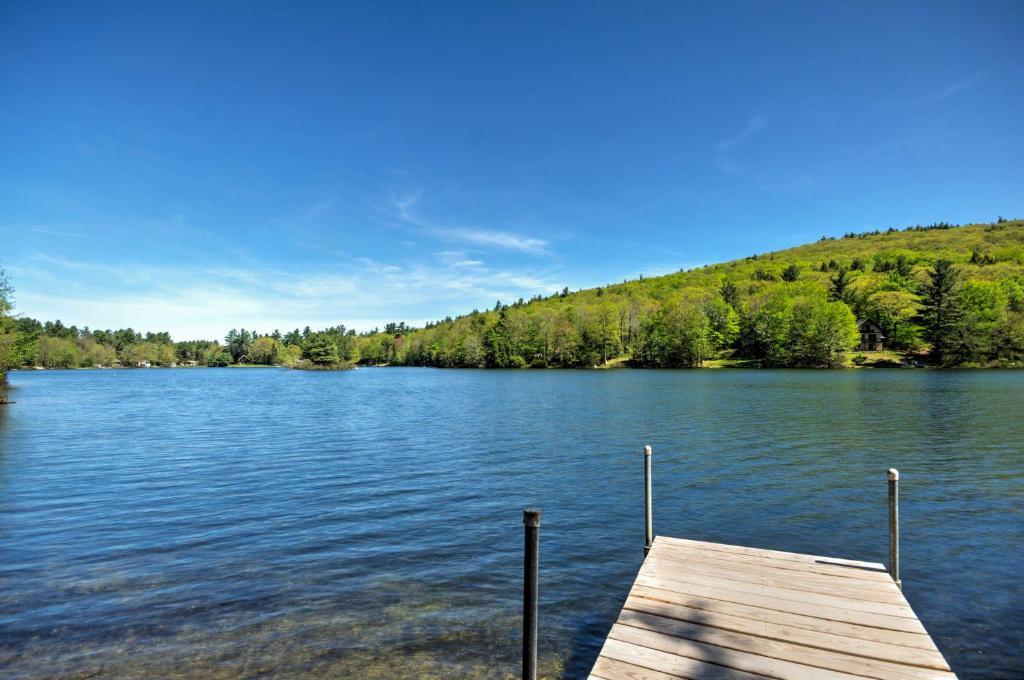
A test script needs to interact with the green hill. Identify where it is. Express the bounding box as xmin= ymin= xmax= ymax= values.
xmin=360 ymin=219 xmax=1024 ymax=368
